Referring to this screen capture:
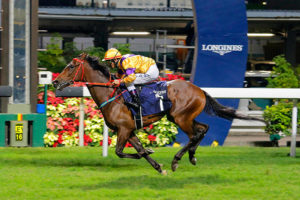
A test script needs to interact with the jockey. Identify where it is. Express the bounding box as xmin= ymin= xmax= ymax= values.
xmin=103 ymin=48 xmax=159 ymax=109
